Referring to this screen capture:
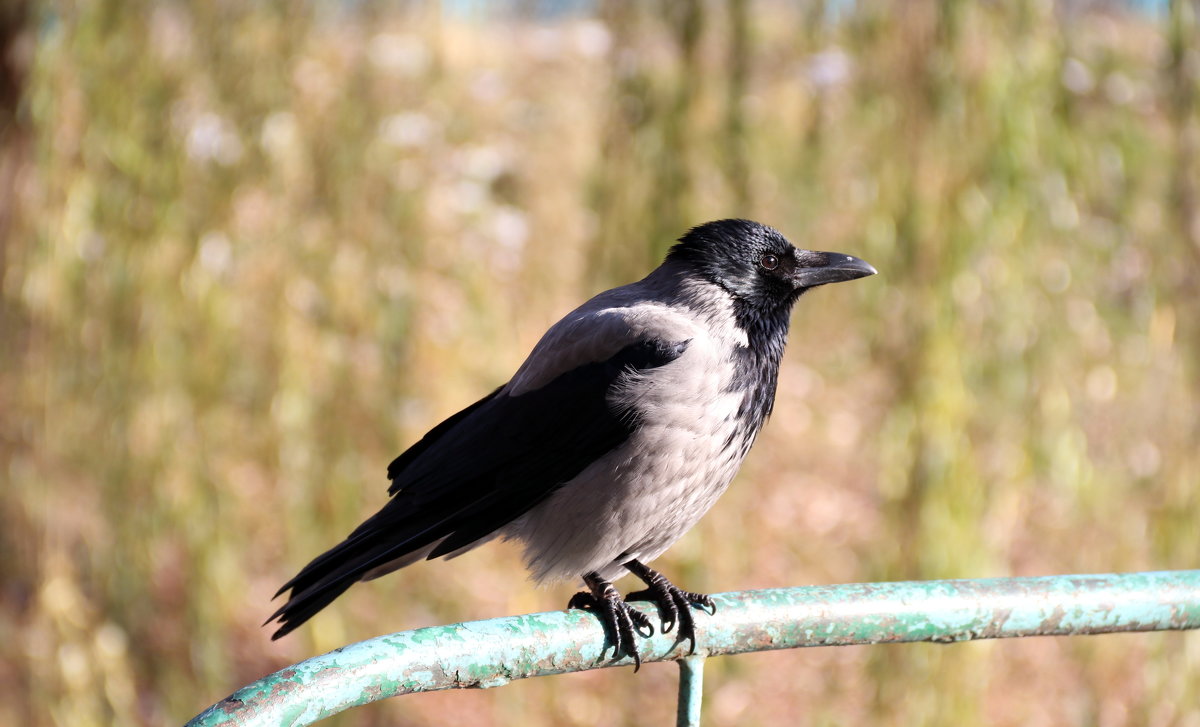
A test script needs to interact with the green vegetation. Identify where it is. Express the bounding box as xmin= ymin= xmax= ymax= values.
xmin=2 ymin=1 xmax=1197 ymax=725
